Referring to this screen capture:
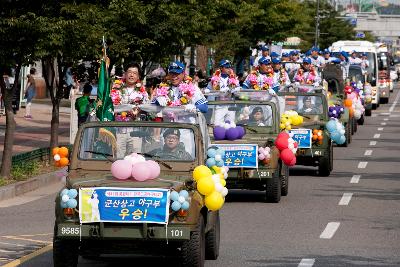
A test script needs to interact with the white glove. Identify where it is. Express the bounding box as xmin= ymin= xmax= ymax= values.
xmin=184 ymin=104 xmax=197 ymax=112
xmin=313 ymin=82 xmax=320 ymax=87
xmin=268 ymin=89 xmax=276 ymax=96
xmin=230 ymin=86 xmax=241 ymax=93
xmin=157 ymin=96 xmax=168 ymax=106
